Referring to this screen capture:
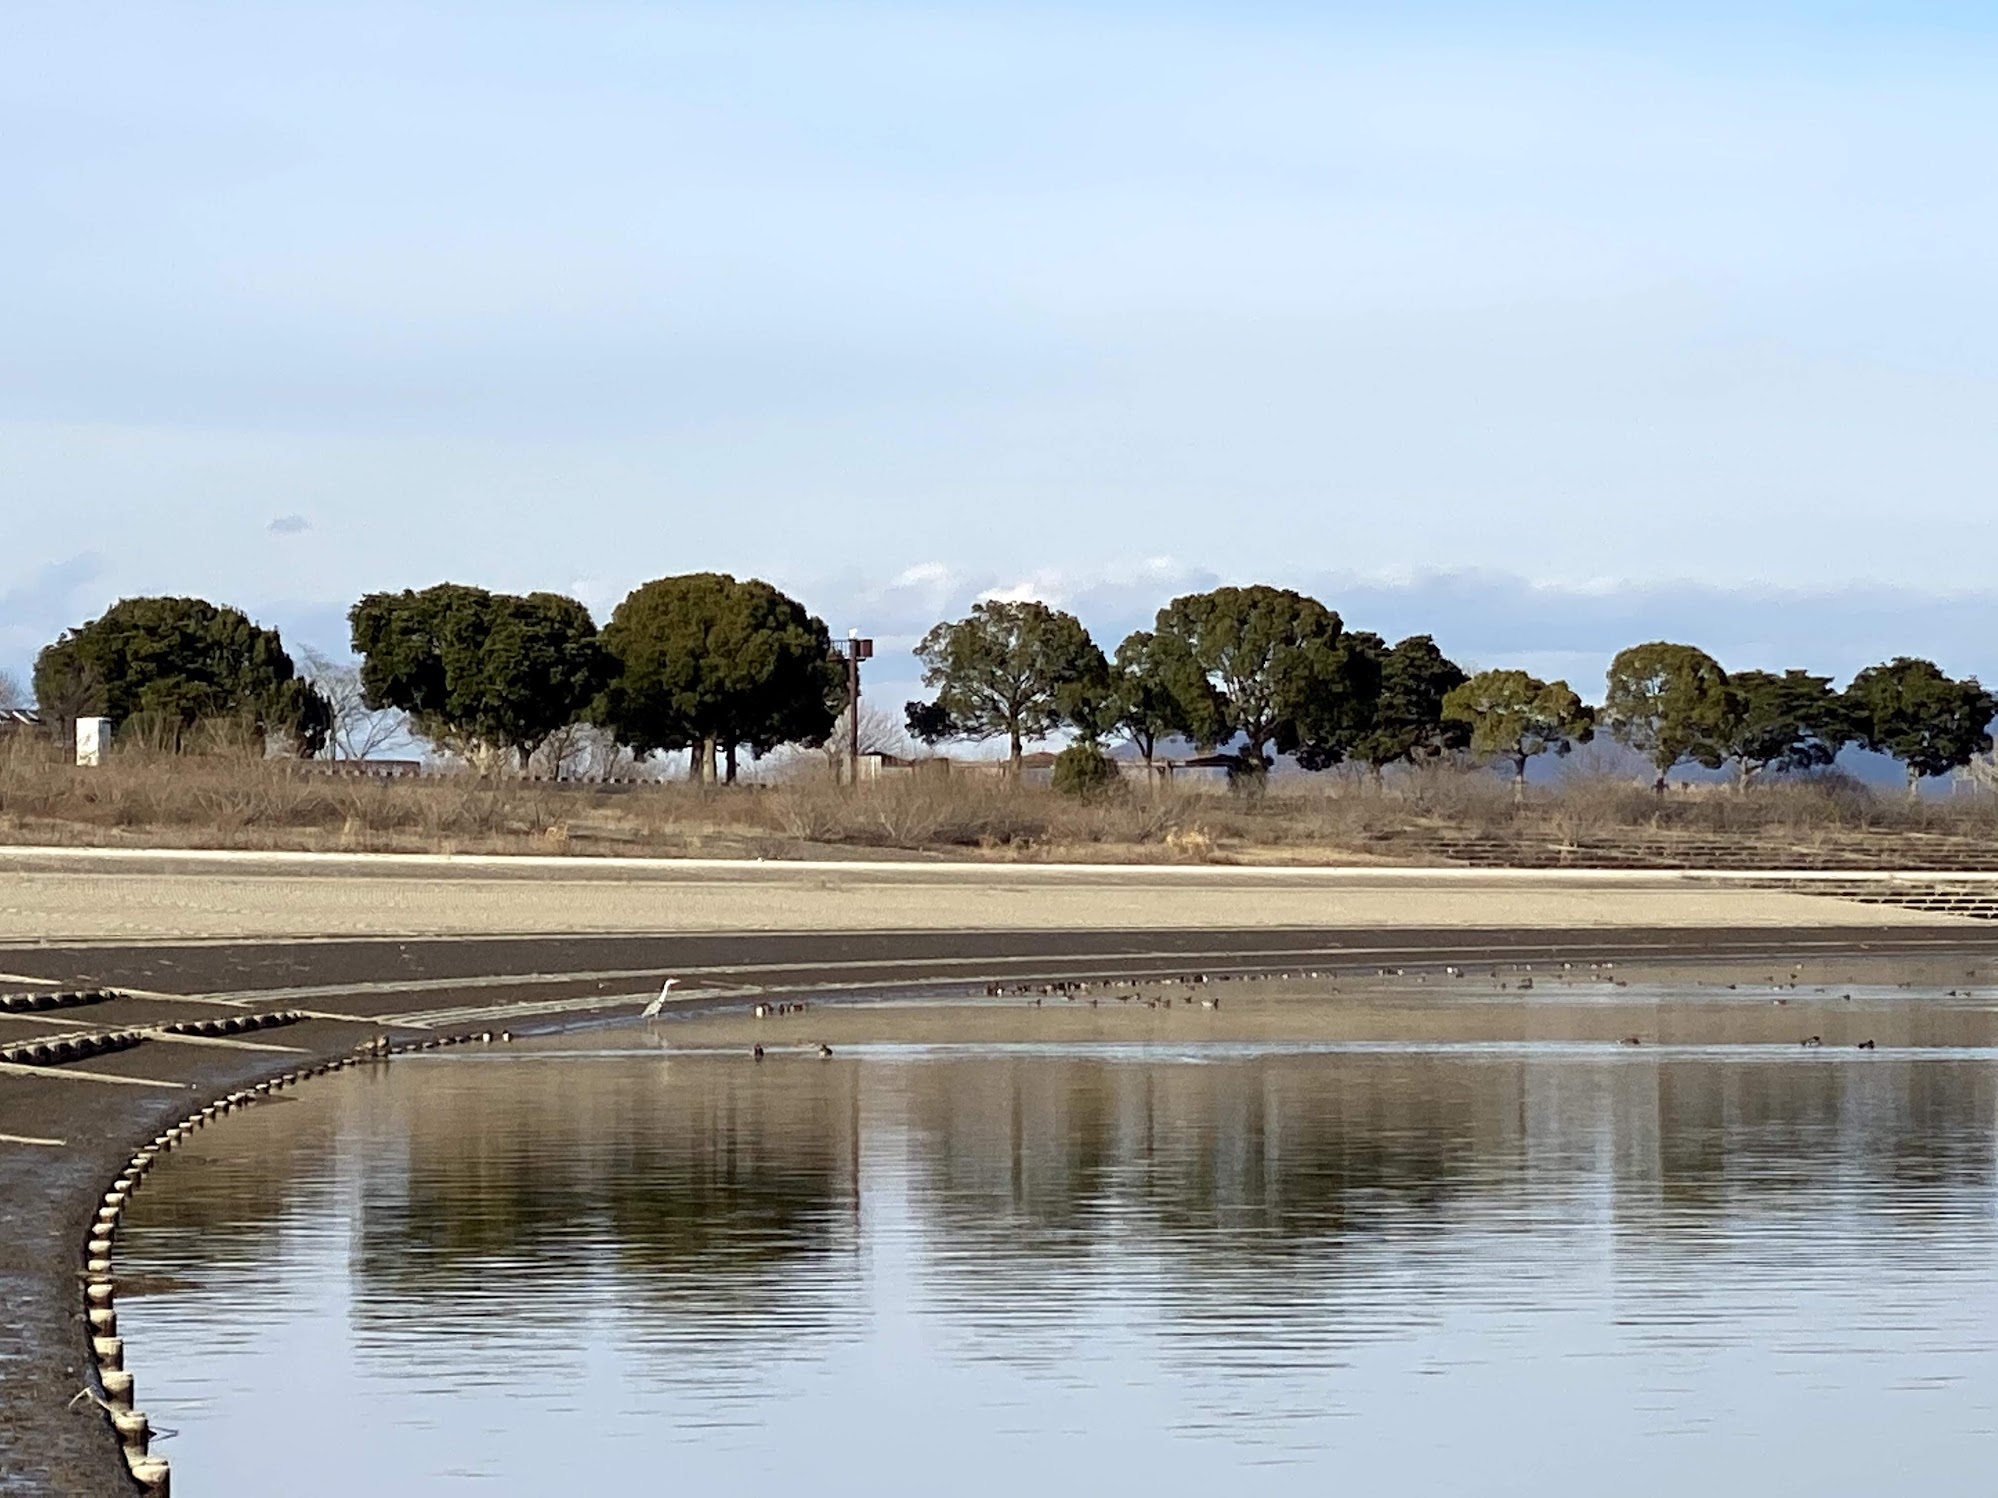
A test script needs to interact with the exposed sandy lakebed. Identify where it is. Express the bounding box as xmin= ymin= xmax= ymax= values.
xmin=622 ymin=955 xmax=1998 ymax=1055
xmin=0 ymin=846 xmax=1984 ymax=943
